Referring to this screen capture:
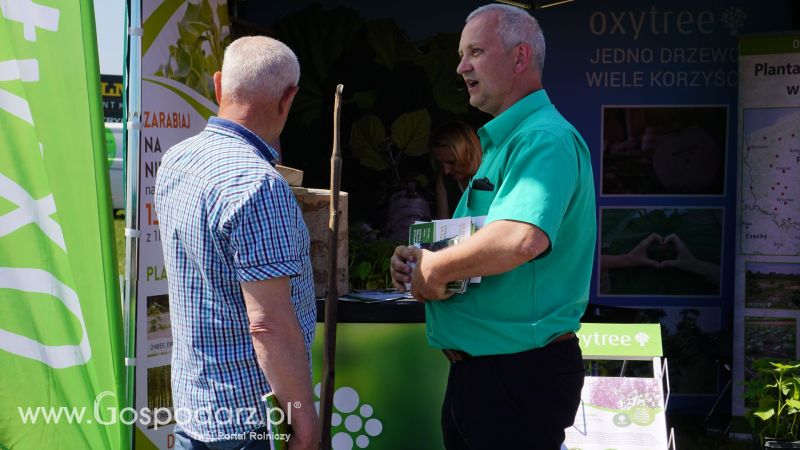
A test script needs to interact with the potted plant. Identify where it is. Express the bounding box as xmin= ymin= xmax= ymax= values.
xmin=744 ymin=358 xmax=800 ymax=448
xmin=348 ymin=224 xmax=398 ymax=290
xmin=350 ymin=110 xmax=433 ymax=241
